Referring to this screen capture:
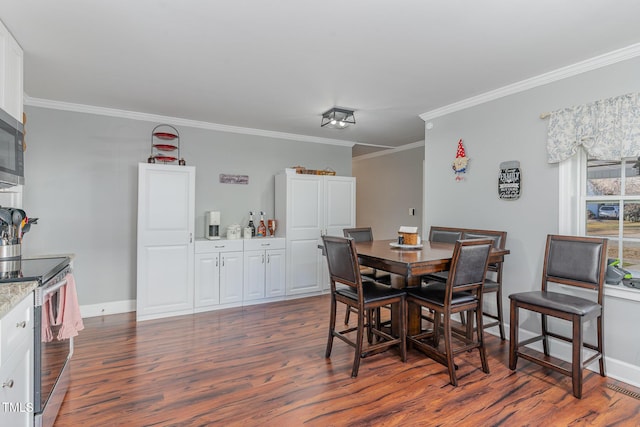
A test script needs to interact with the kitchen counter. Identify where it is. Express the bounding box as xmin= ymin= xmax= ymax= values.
xmin=0 ymin=280 xmax=37 ymax=318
